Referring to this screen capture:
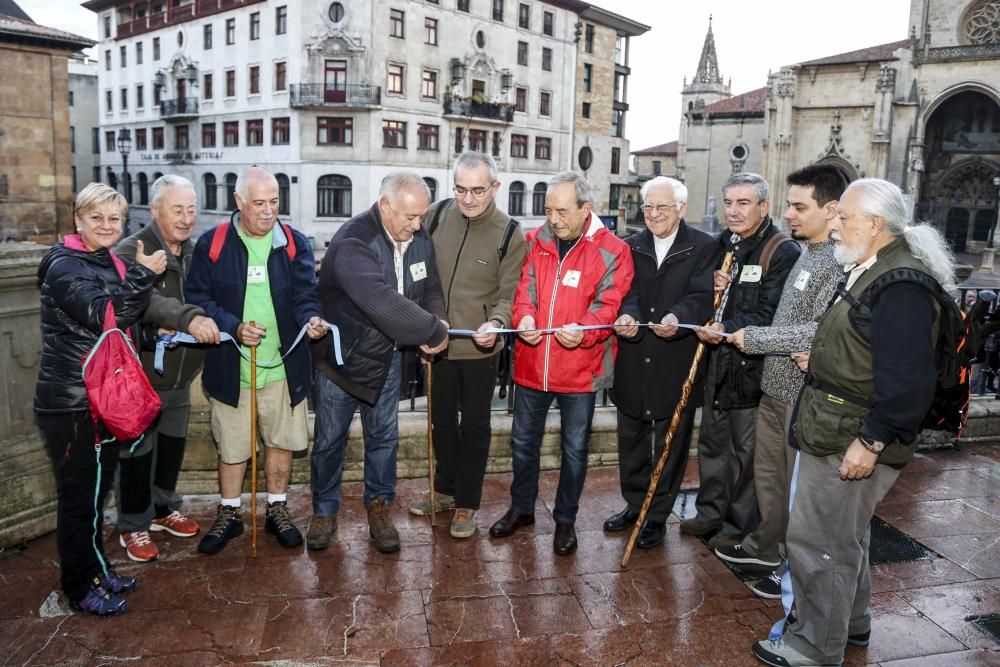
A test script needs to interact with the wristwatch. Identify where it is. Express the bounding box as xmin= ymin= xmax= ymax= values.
xmin=859 ymin=434 xmax=885 ymax=454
